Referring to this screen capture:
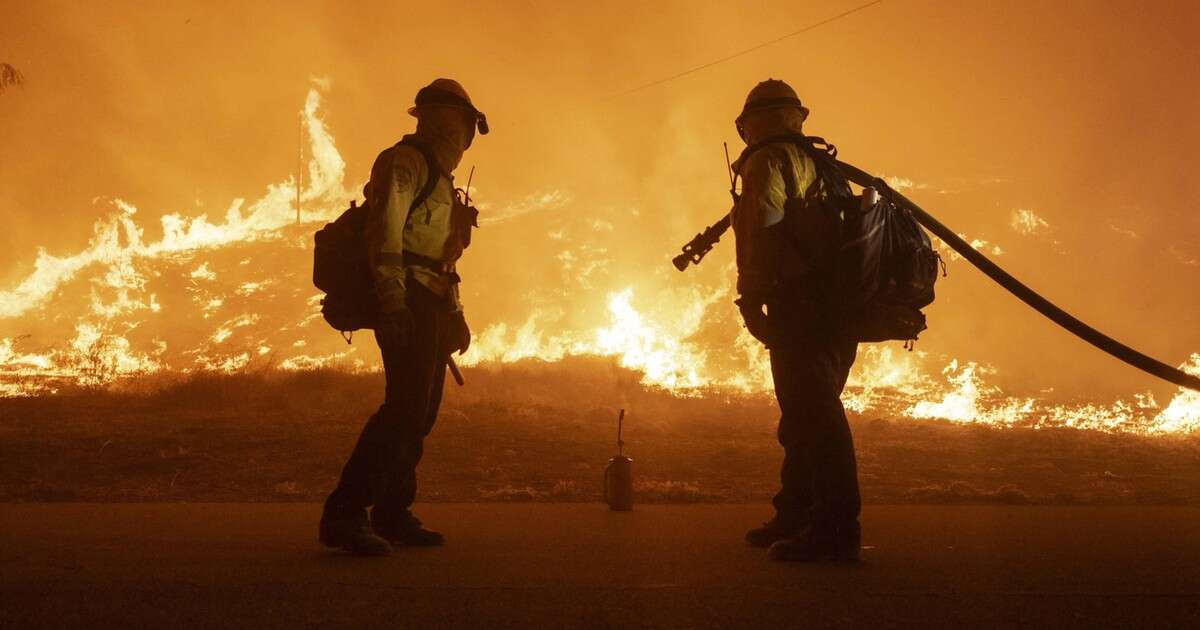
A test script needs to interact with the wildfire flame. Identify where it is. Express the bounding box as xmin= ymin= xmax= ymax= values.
xmin=0 ymin=87 xmax=1196 ymax=435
